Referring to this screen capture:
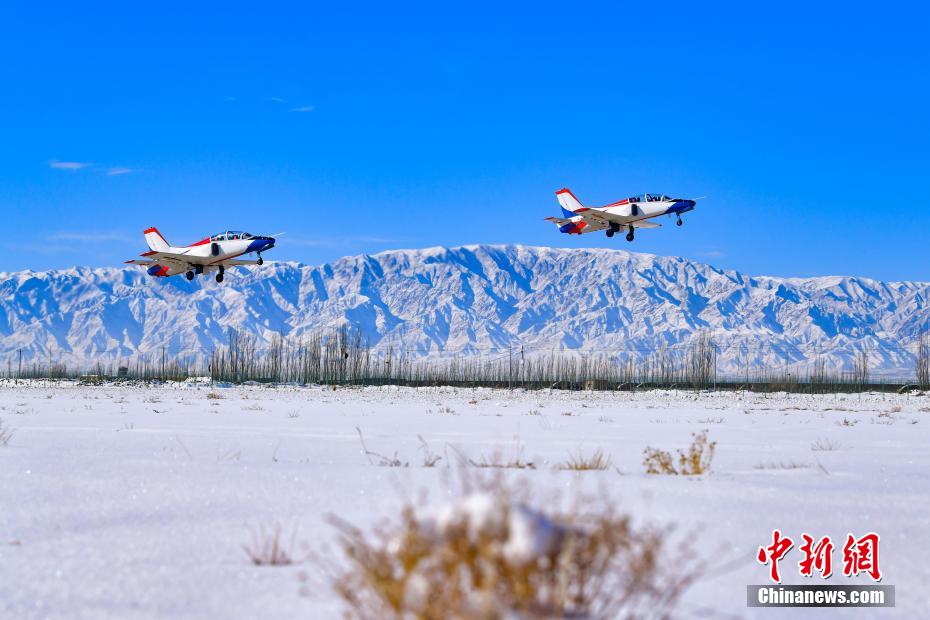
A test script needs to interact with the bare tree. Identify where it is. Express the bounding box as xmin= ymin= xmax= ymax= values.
xmin=687 ymin=331 xmax=716 ymax=389
xmin=917 ymin=334 xmax=929 ymax=389
xmin=853 ymin=348 xmax=869 ymax=387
